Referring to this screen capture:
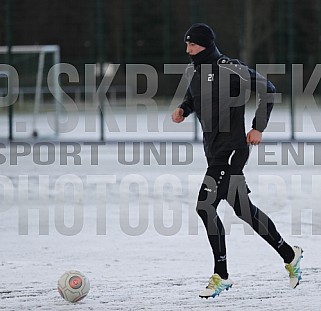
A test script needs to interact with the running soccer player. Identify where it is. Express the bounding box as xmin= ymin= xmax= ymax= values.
xmin=172 ymin=23 xmax=303 ymax=299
